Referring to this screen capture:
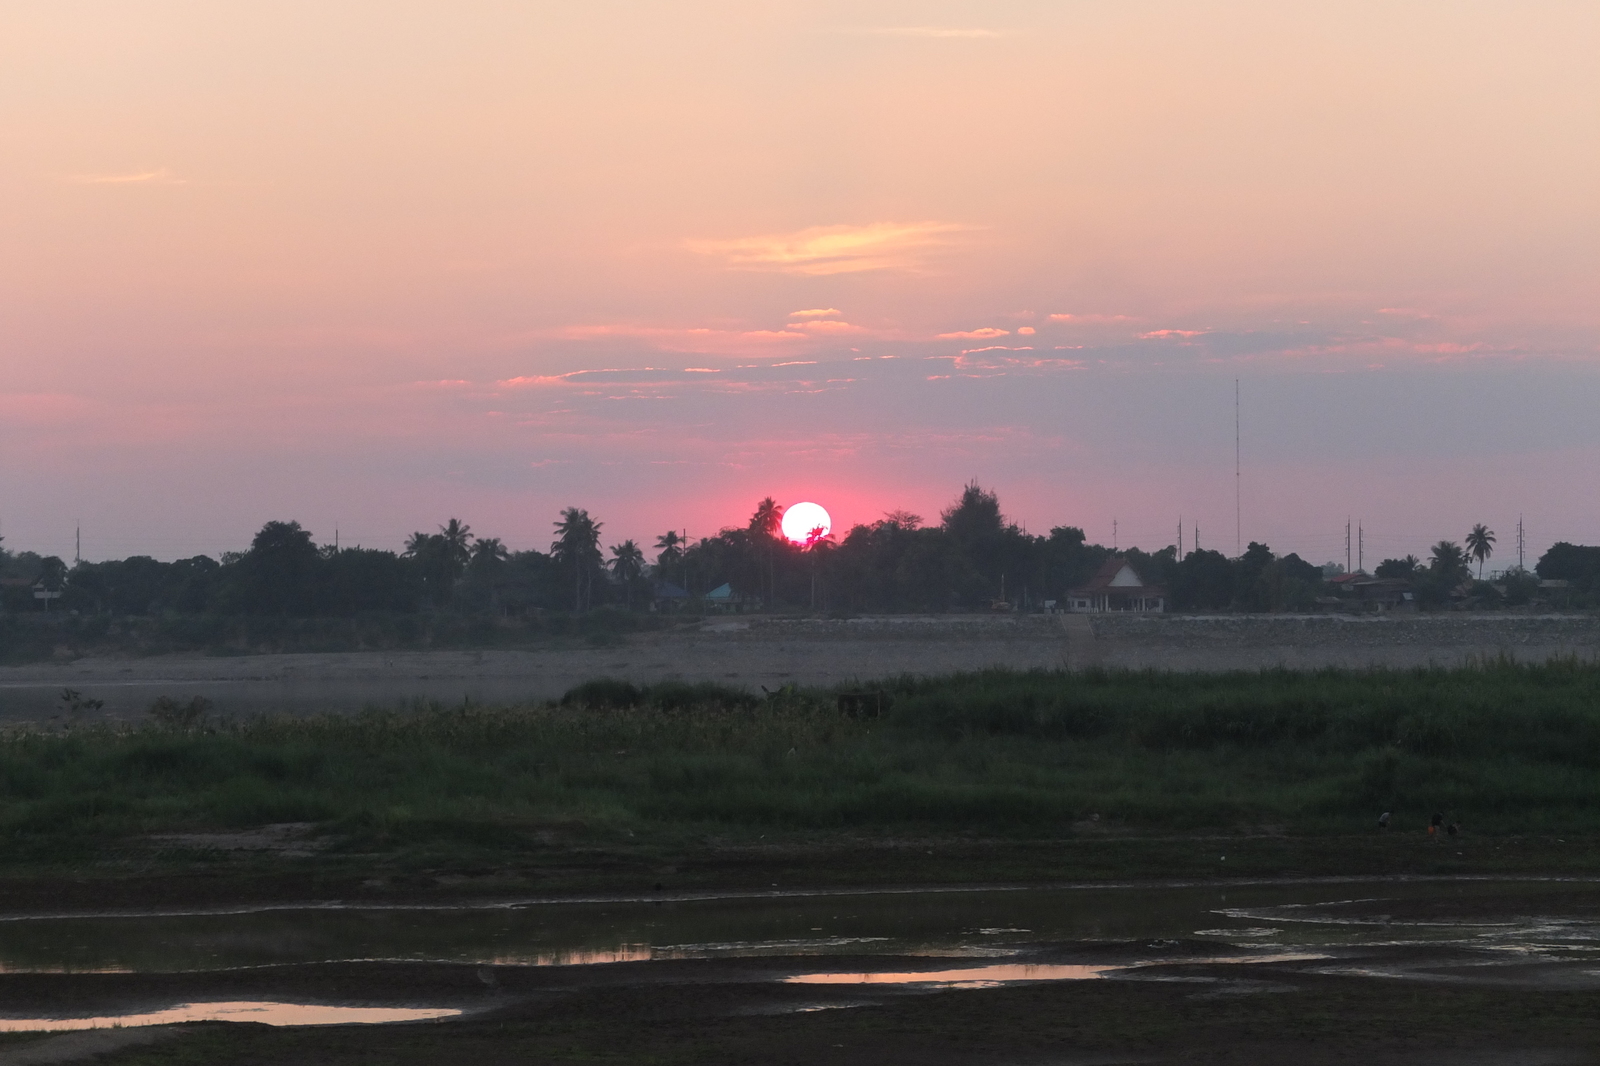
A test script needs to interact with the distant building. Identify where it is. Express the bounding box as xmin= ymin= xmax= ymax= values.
xmin=703 ymin=582 xmax=750 ymax=611
xmin=1067 ymin=557 xmax=1166 ymax=613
